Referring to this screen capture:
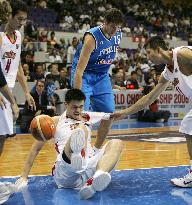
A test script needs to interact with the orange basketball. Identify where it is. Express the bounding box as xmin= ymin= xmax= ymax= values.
xmin=30 ymin=115 xmax=56 ymax=141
